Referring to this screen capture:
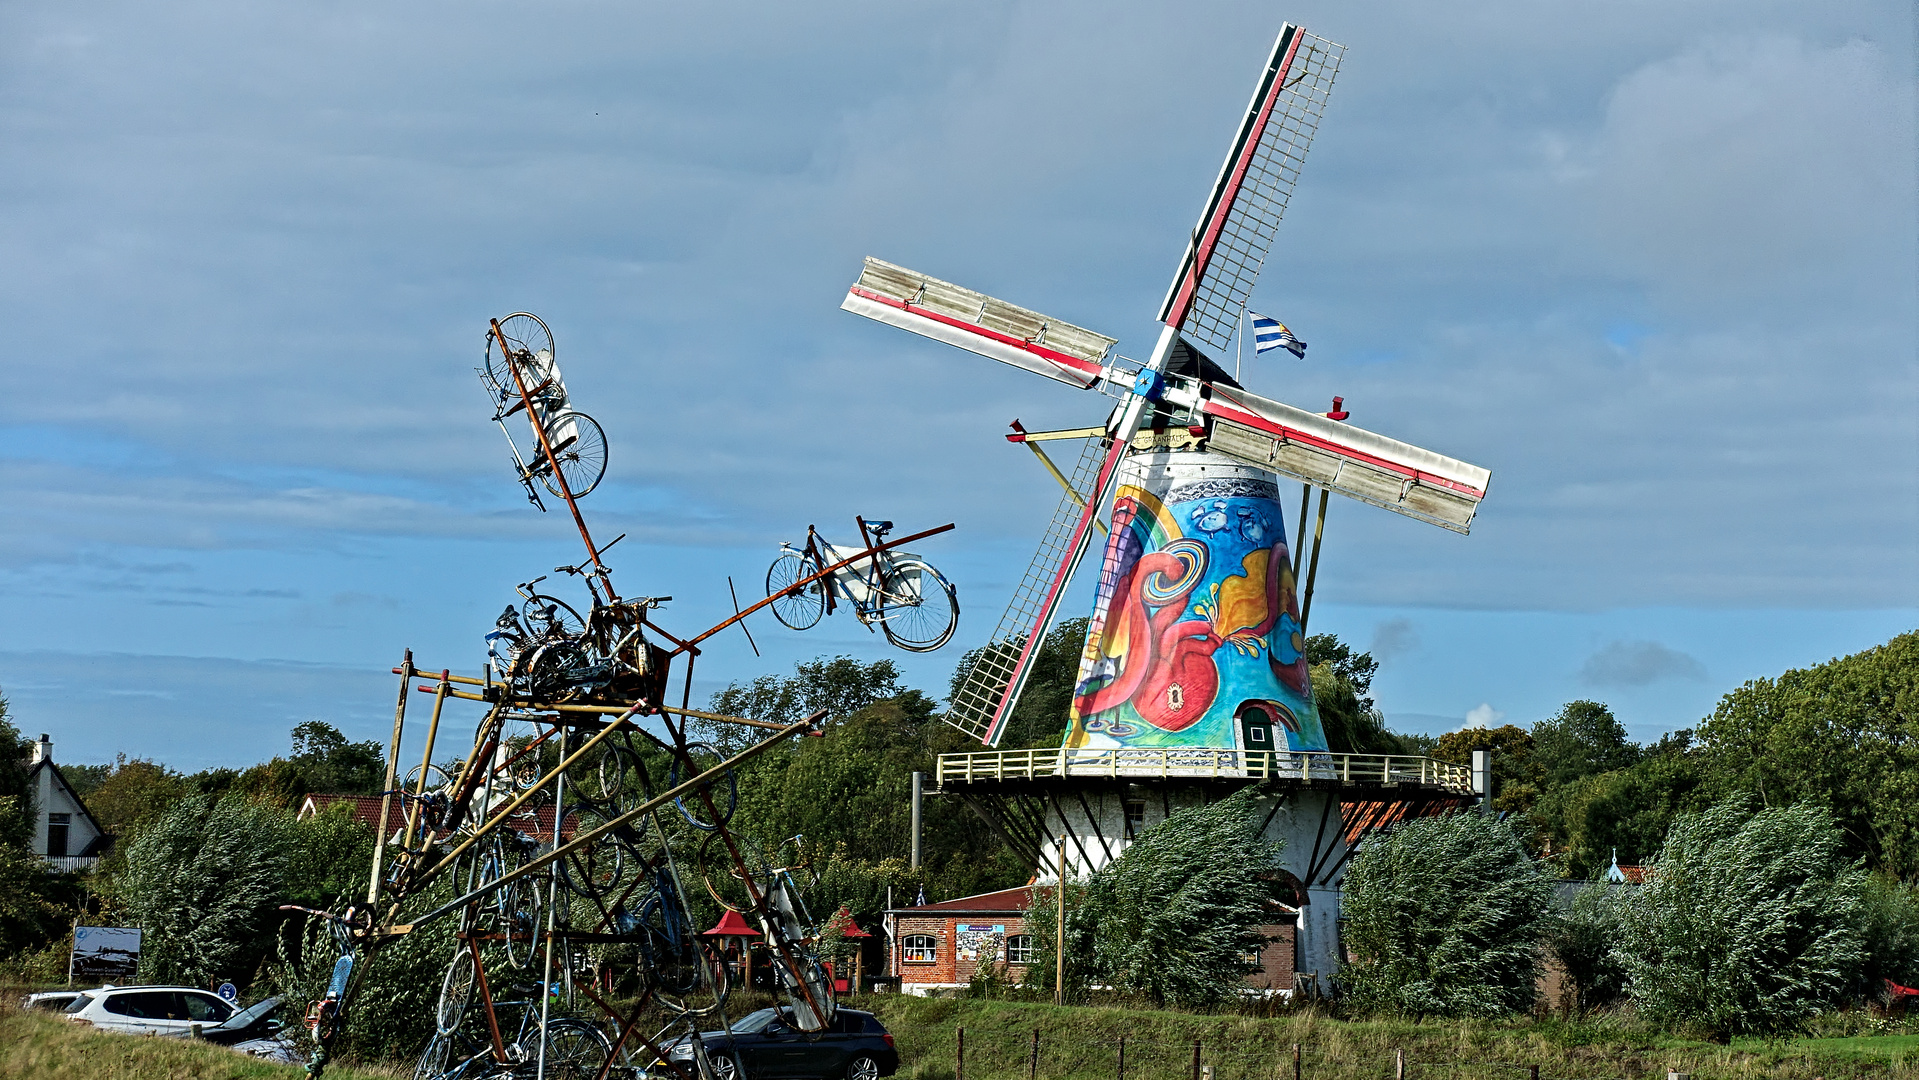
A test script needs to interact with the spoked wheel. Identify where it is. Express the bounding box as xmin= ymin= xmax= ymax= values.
xmin=498 ymin=874 xmax=543 ymax=970
xmin=435 ymin=945 xmax=476 ymax=1035
xmin=766 ymin=549 xmax=827 ymax=630
xmin=519 ymin=1018 xmax=614 ymax=1080
xmin=669 ymin=743 xmax=738 ymax=831
xmin=537 ymin=411 xmax=608 ymax=498
xmin=521 ymin=595 xmax=585 ymax=642
xmin=487 ymin=313 xmax=554 ymax=396
xmin=847 ymin=1054 xmax=883 ymax=1080
xmin=412 ymin=1030 xmax=457 ymax=1080
xmin=558 ymin=804 xmax=628 ymax=899
xmin=700 ymin=1046 xmax=743 ymax=1080
xmin=877 ymin=559 xmax=959 ymax=651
